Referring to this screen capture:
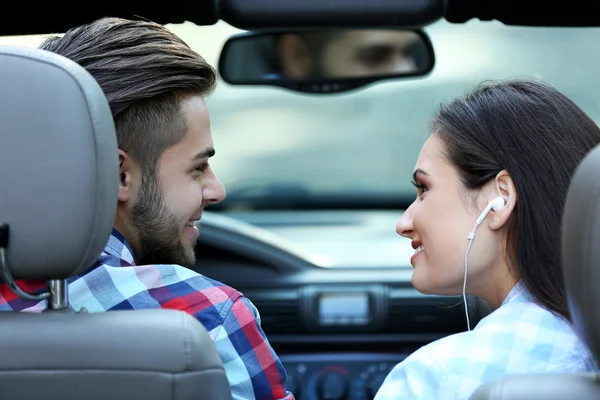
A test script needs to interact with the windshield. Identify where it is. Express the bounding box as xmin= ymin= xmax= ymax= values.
xmin=3 ymin=19 xmax=600 ymax=268
xmin=3 ymin=20 xmax=599 ymax=211
xmin=204 ymin=20 xmax=600 ymax=210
